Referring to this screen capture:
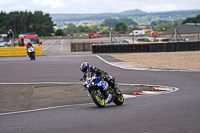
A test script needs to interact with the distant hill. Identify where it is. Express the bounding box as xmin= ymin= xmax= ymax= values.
xmin=50 ymin=9 xmax=200 ymax=22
